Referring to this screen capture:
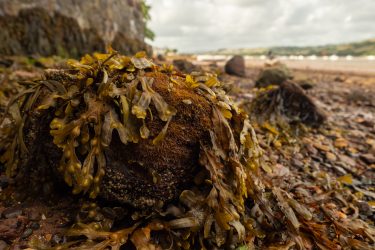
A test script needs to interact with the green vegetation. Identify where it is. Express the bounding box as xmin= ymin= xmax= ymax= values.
xmin=141 ymin=1 xmax=155 ymax=41
xmin=212 ymin=38 xmax=375 ymax=56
